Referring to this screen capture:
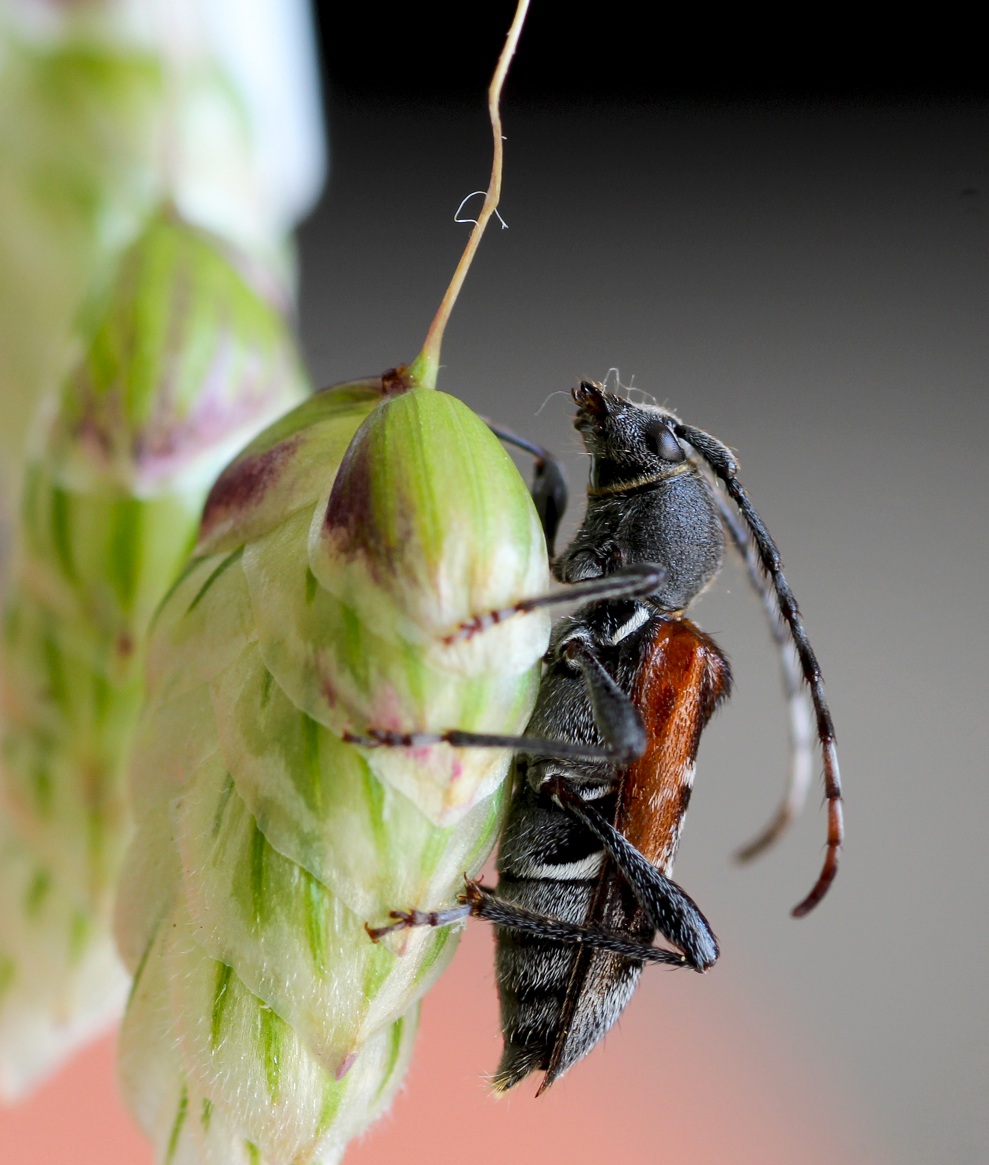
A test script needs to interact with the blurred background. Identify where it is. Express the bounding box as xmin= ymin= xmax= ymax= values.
xmin=3 ymin=4 xmax=988 ymax=1163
